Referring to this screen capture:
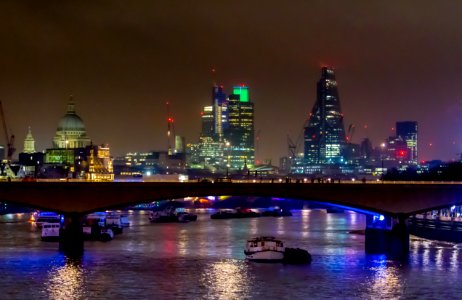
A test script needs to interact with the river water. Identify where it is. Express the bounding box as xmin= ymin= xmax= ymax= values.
xmin=0 ymin=209 xmax=461 ymax=299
